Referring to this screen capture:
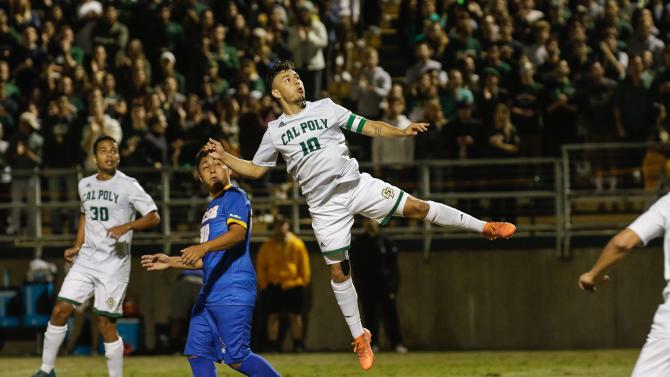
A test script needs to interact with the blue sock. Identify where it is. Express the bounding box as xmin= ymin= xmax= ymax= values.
xmin=188 ymin=357 xmax=217 ymax=377
xmin=236 ymin=352 xmax=281 ymax=377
